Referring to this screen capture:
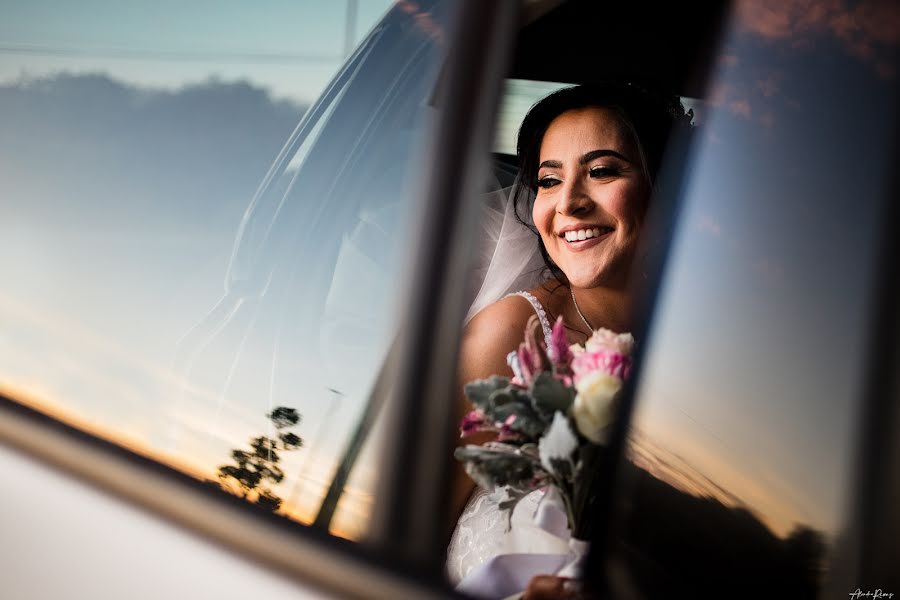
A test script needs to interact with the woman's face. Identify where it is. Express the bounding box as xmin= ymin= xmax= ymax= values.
xmin=532 ymin=106 xmax=649 ymax=289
